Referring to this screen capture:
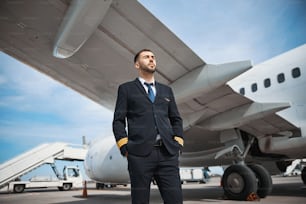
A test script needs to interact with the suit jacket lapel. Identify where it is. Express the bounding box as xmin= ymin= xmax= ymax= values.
xmin=154 ymin=82 xmax=161 ymax=102
xmin=134 ymin=78 xmax=151 ymax=102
